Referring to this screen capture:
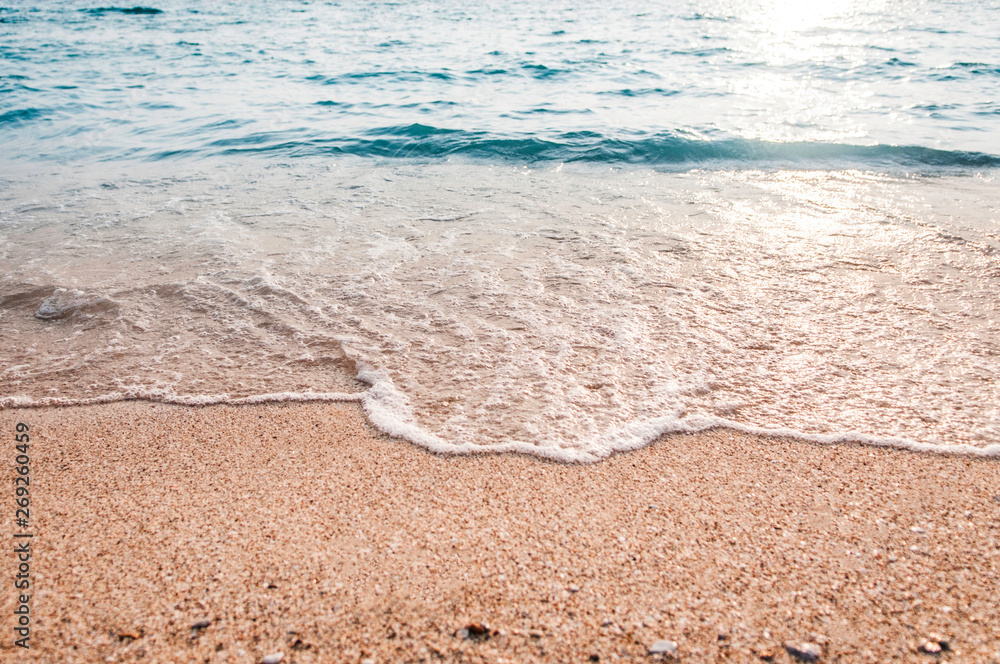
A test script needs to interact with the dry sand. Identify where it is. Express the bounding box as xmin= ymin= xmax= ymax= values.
xmin=1 ymin=402 xmax=998 ymax=663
